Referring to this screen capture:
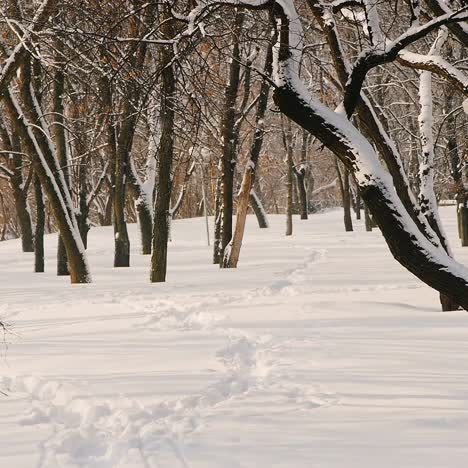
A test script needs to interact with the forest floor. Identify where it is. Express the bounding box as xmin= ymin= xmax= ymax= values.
xmin=1 ymin=207 xmax=468 ymax=468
